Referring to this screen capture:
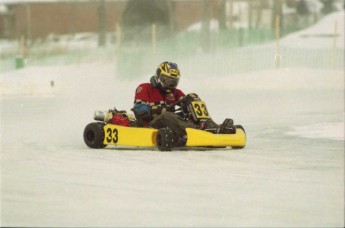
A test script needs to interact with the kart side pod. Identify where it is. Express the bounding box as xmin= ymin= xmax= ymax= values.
xmin=83 ymin=123 xmax=246 ymax=151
